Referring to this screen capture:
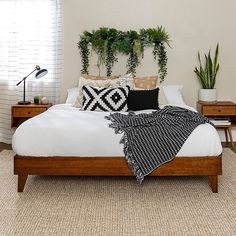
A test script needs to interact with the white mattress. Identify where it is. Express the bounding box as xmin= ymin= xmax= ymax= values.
xmin=12 ymin=104 xmax=222 ymax=157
